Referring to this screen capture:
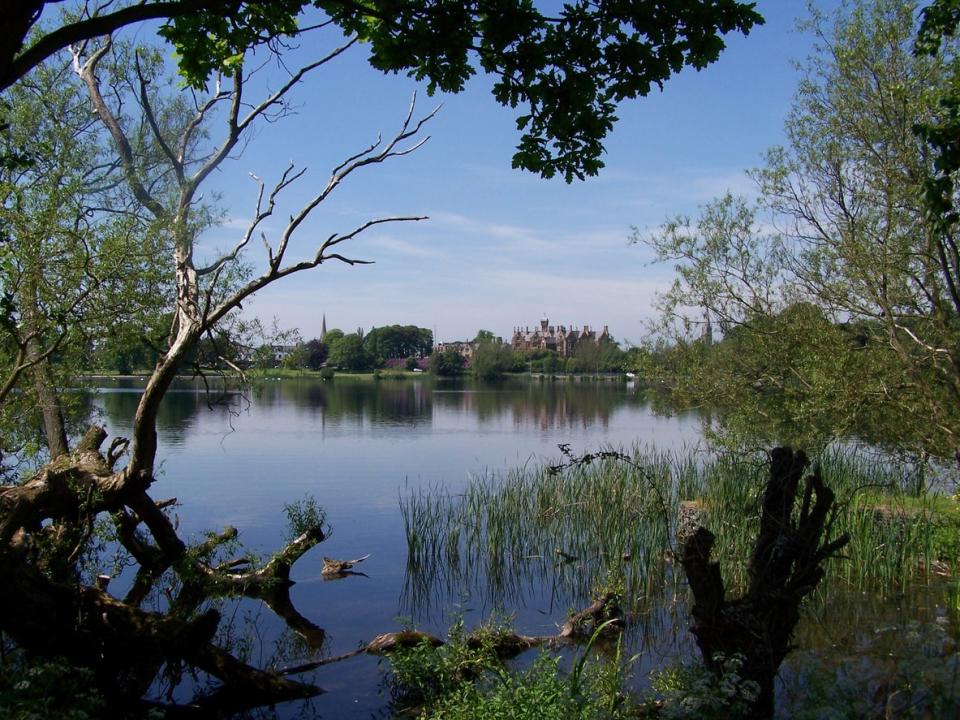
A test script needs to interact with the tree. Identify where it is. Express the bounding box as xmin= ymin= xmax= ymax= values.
xmin=0 ymin=1 xmax=769 ymax=711
xmin=429 ymin=347 xmax=466 ymax=376
xmin=640 ymin=0 xmax=960 ymax=459
xmin=0 ymin=33 xmax=432 ymax=709
xmin=328 ymin=332 xmax=373 ymax=371
xmin=471 ymin=339 xmax=513 ymax=379
xmin=323 ymin=328 xmax=345 ymax=344
xmin=2 ymin=0 xmax=311 ymax=92
xmin=758 ymin=0 xmax=960 ymax=456
xmin=252 ymin=344 xmax=279 ymax=371
xmin=363 ymin=324 xmax=432 ymax=360
xmin=3 ymin=2 xmax=763 ymax=182
xmin=914 ymin=0 xmax=960 ymax=246
xmin=680 ymin=448 xmax=849 ymax=719
xmin=0 ymin=52 xmax=170 ymax=469
xmin=528 ymin=349 xmax=561 ymax=373
xmin=282 ymin=343 xmax=310 ymax=372
xmin=304 ymin=338 xmax=328 ymax=370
